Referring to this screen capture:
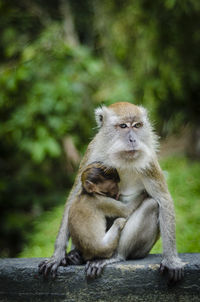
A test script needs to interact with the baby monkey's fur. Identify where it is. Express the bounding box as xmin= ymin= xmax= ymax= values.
xmin=68 ymin=162 xmax=144 ymax=260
